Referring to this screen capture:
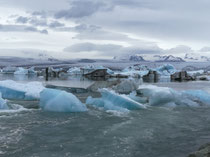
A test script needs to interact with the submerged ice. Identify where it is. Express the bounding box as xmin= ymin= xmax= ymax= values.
xmin=40 ymin=88 xmax=88 ymax=112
